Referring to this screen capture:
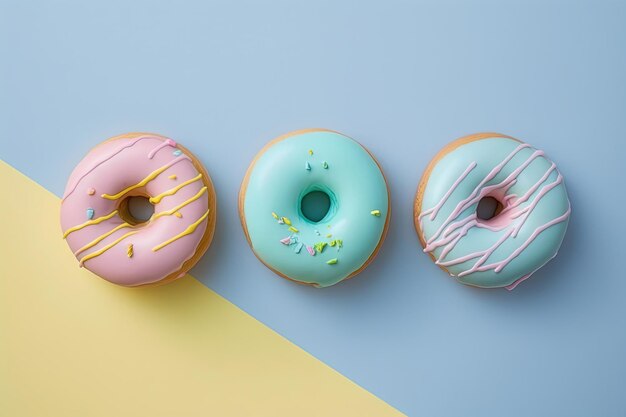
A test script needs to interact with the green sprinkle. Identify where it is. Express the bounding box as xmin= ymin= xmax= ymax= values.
xmin=335 ymin=239 xmax=343 ymax=248
xmin=314 ymin=242 xmax=327 ymax=253
xmin=326 ymin=258 xmax=338 ymax=265
xmin=371 ymin=210 xmax=381 ymax=216
xmin=272 ymin=212 xmax=279 ymax=219
xmin=326 ymin=234 xmax=332 ymax=238
xmin=322 ymin=161 xmax=328 ymax=169
xmin=329 ymin=240 xmax=336 ymax=247
xmin=308 ymin=149 xmax=313 ymax=156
